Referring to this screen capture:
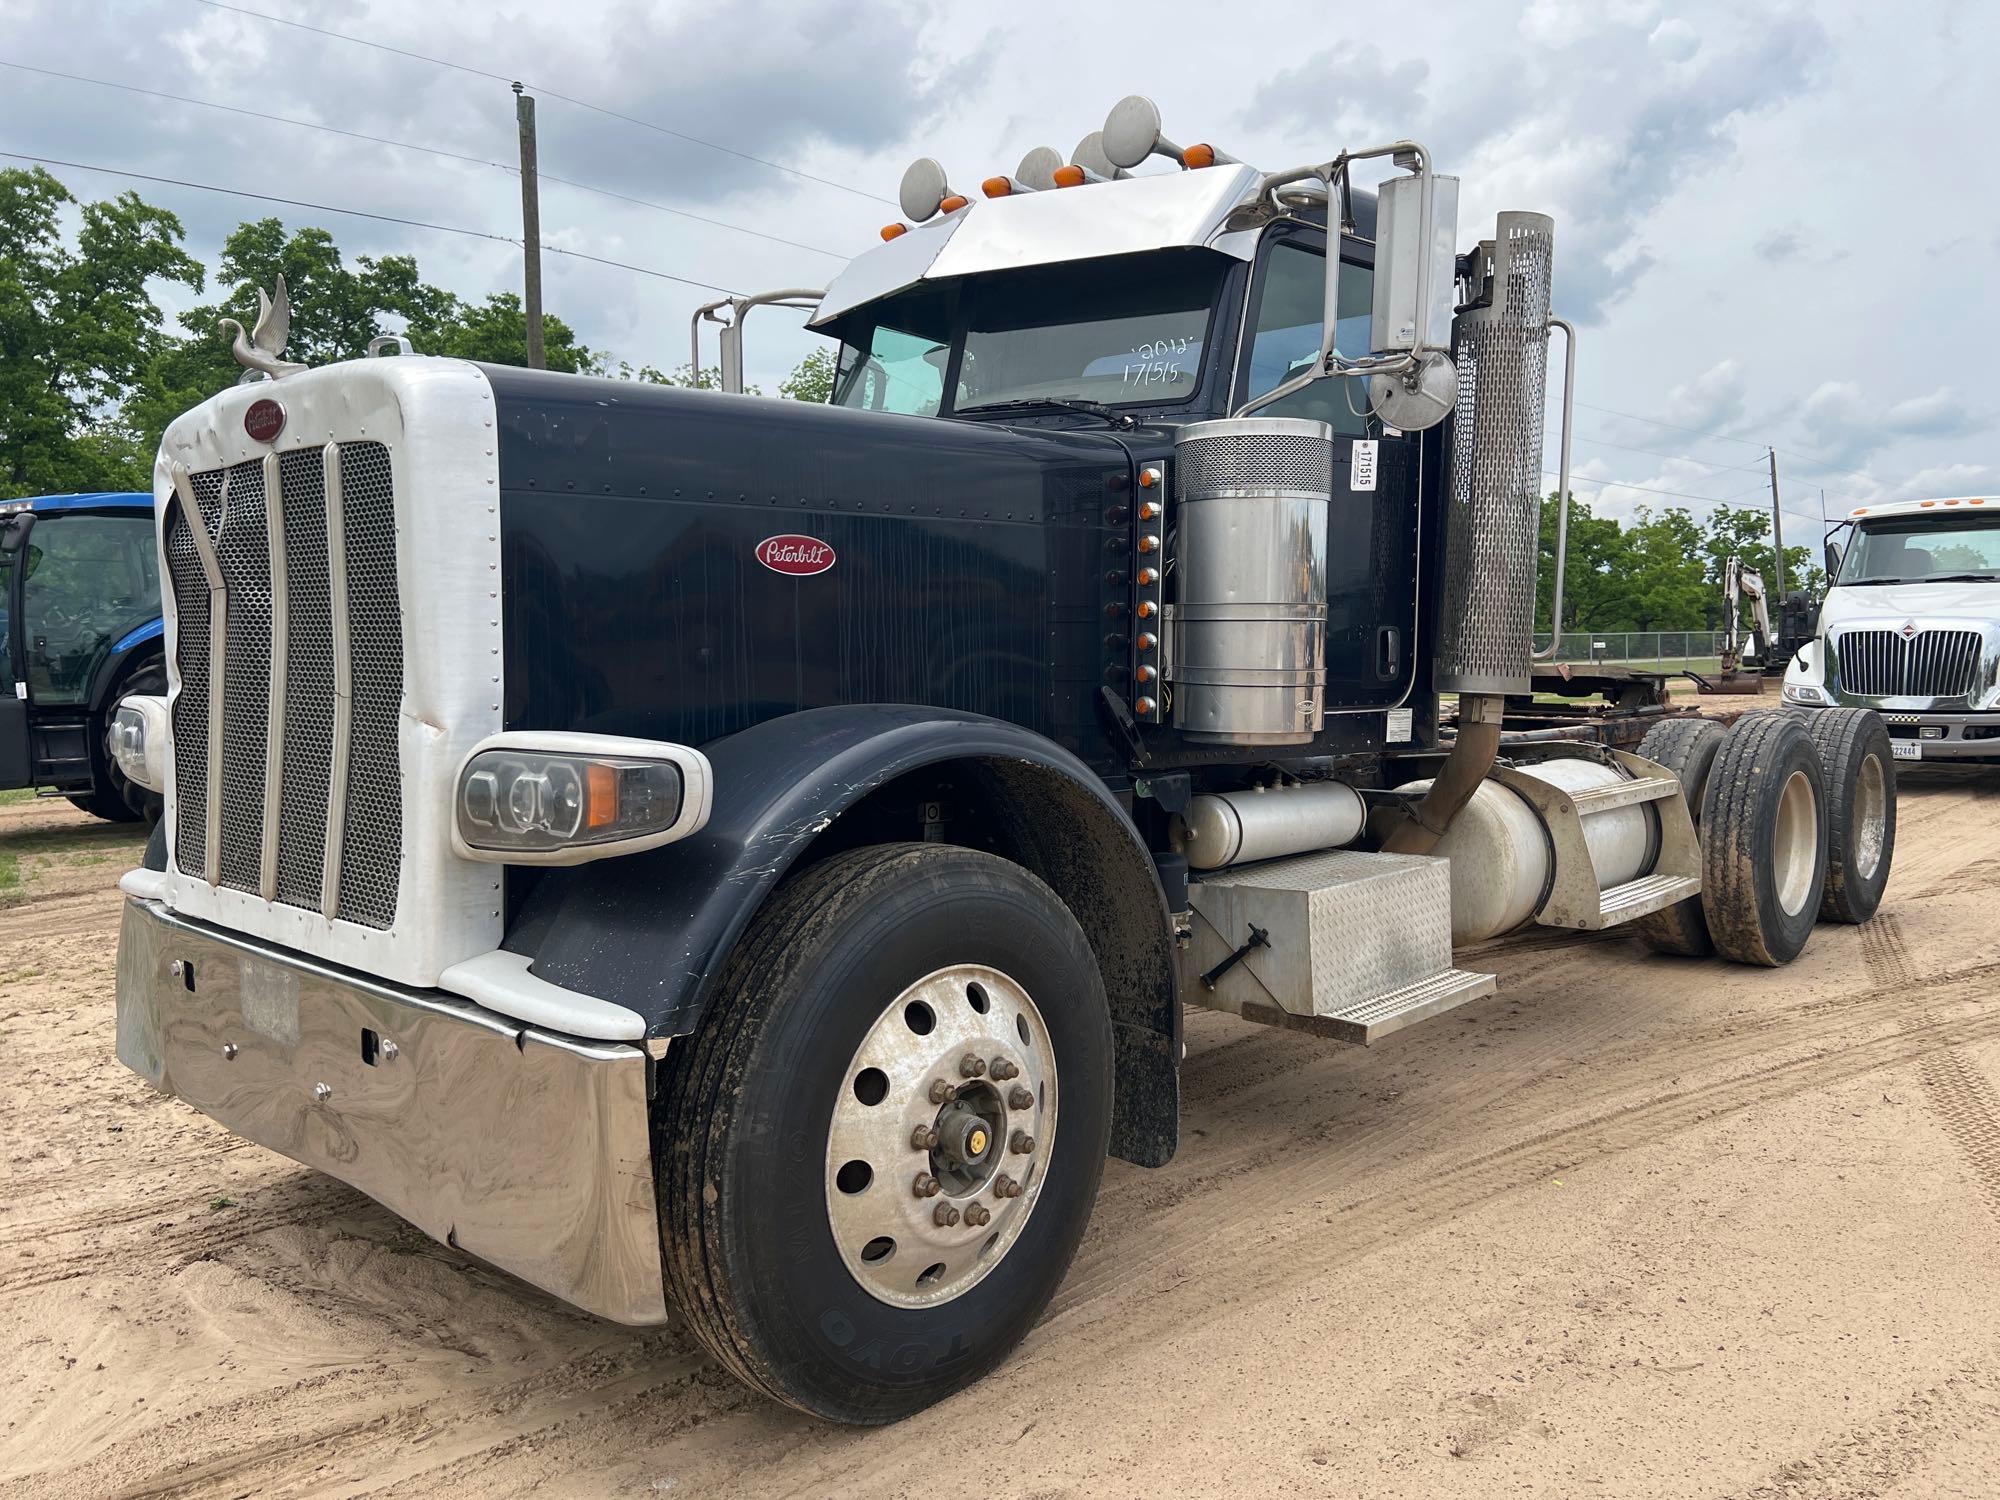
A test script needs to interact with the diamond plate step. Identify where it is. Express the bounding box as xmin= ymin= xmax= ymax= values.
xmin=1230 ymin=967 xmax=1498 ymax=1046
xmin=1568 ymin=774 xmax=1682 ymax=814
xmin=1597 ymin=872 xmax=1701 ymax=921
